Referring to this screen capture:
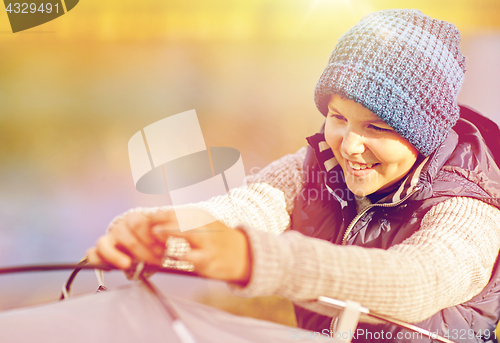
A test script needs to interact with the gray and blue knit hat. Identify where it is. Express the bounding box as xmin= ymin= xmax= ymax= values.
xmin=314 ymin=9 xmax=466 ymax=156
